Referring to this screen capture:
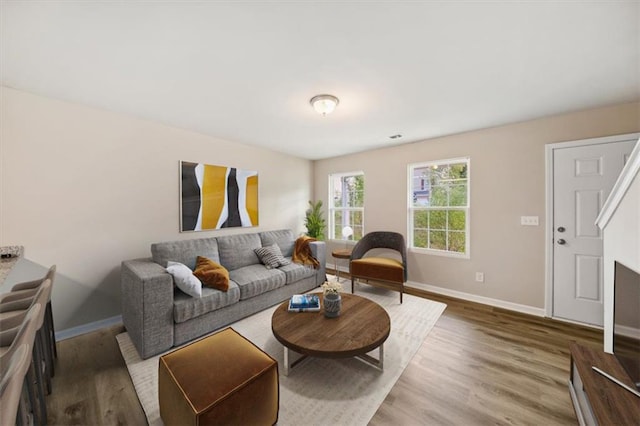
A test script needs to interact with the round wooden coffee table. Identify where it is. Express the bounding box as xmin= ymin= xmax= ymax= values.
xmin=271 ymin=293 xmax=390 ymax=375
